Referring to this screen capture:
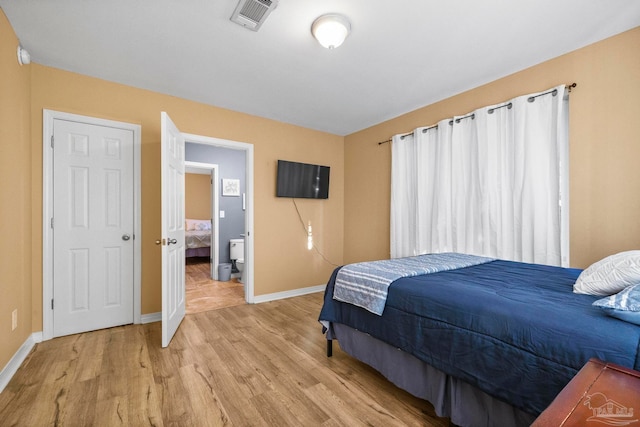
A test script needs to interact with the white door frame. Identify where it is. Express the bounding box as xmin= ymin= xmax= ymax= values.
xmin=185 ymin=161 xmax=220 ymax=279
xmin=42 ymin=110 xmax=142 ymax=341
xmin=183 ymin=133 xmax=254 ymax=303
